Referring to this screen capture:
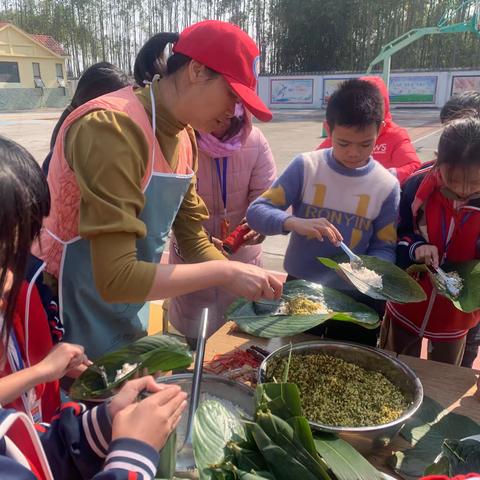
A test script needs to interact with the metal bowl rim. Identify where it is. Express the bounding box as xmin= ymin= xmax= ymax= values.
xmin=155 ymin=372 xmax=254 ymax=396
xmin=258 ymin=340 xmax=424 ymax=433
